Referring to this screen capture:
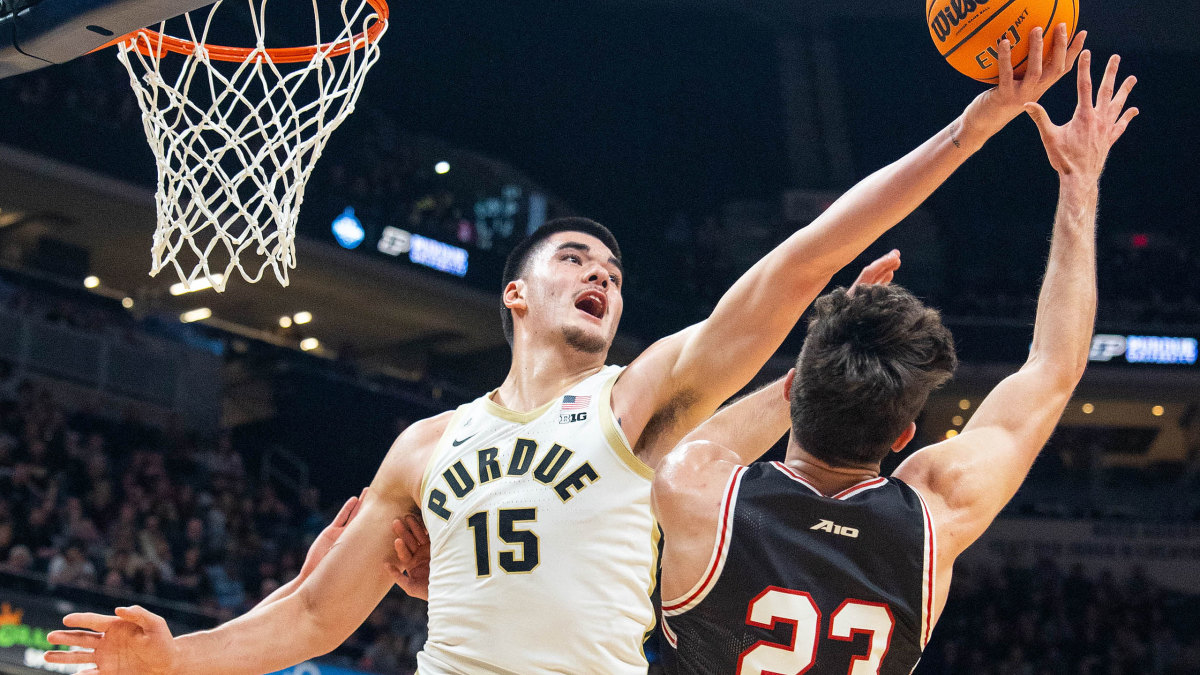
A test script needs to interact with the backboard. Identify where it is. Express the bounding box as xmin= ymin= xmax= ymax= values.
xmin=0 ymin=0 xmax=211 ymax=79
